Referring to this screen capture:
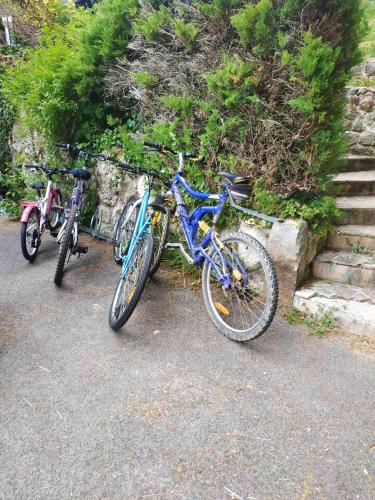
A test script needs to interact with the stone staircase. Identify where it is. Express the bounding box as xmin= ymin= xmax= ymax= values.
xmin=294 ymin=156 xmax=375 ymax=338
